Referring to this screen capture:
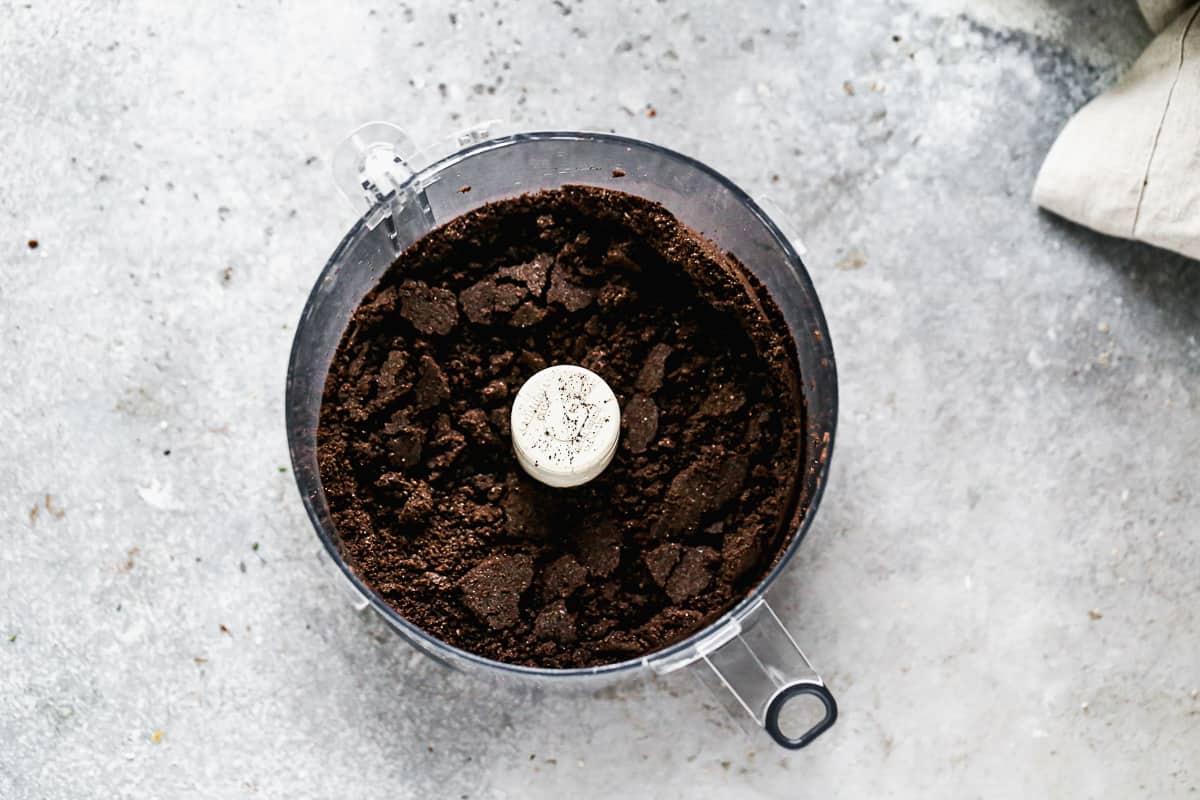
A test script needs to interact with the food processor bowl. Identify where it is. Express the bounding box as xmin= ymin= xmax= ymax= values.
xmin=286 ymin=124 xmax=839 ymax=750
